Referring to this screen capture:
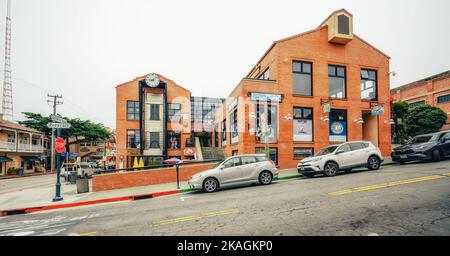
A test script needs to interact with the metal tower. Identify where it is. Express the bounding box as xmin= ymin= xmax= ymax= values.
xmin=2 ymin=0 xmax=13 ymax=121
